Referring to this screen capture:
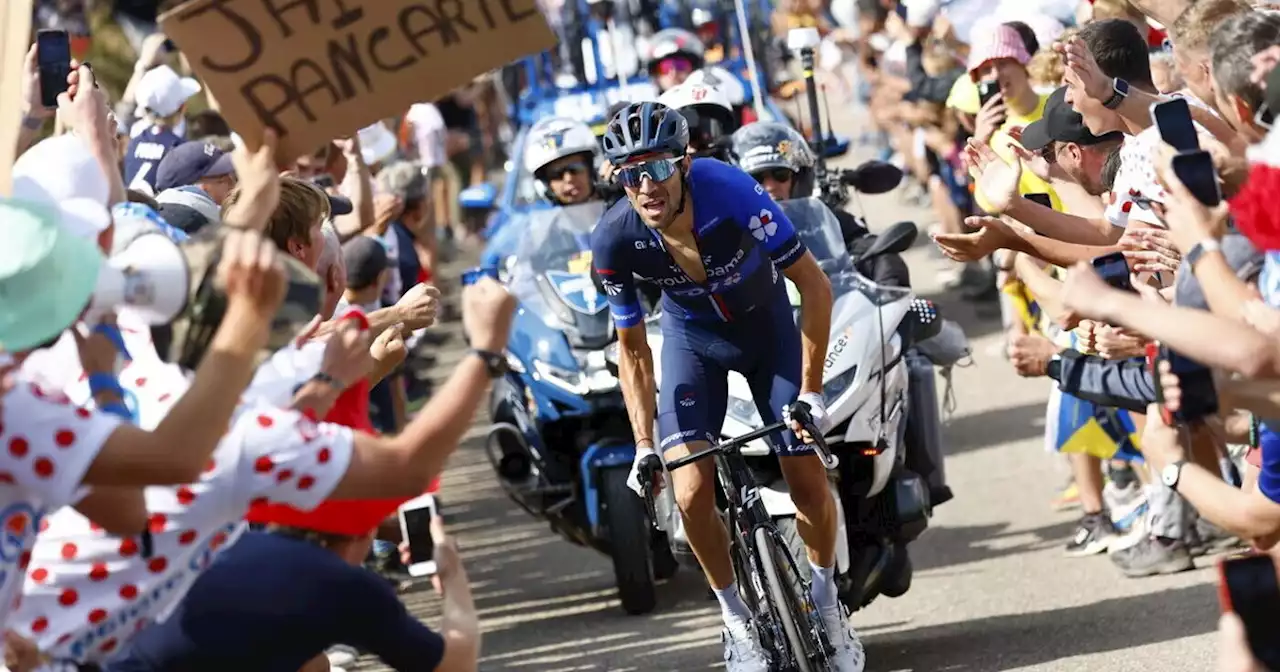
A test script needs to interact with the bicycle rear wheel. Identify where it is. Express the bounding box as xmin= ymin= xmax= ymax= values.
xmin=754 ymin=526 xmax=827 ymax=672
